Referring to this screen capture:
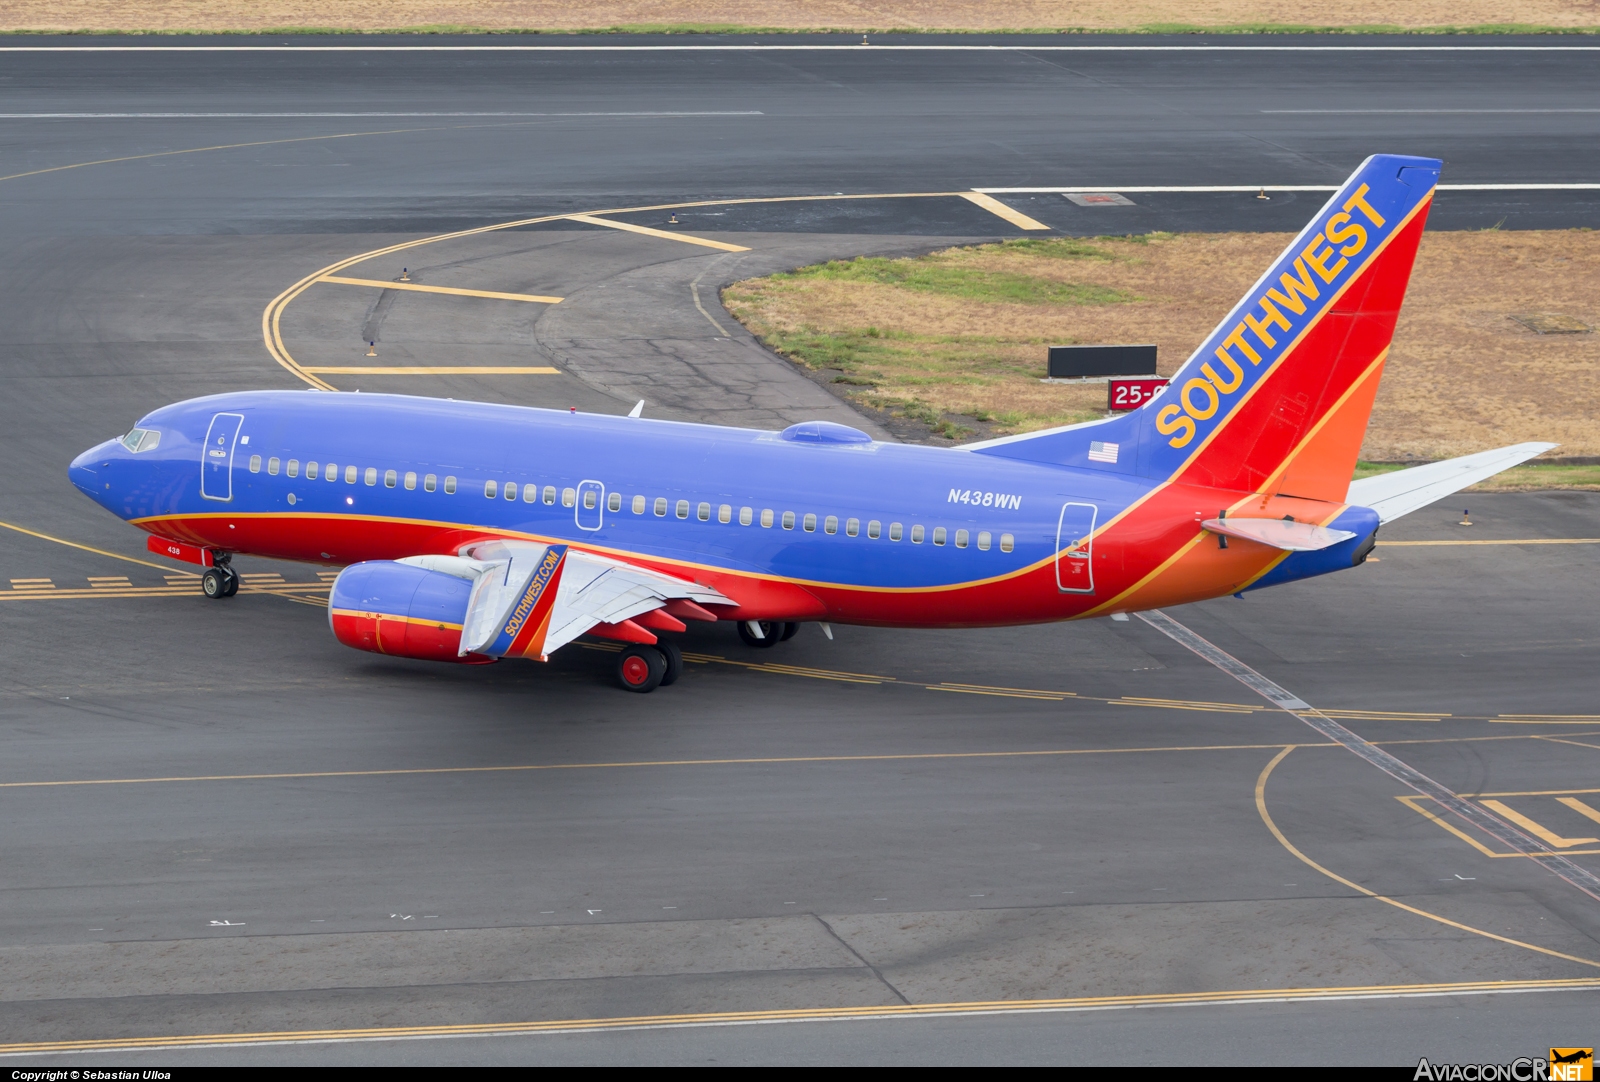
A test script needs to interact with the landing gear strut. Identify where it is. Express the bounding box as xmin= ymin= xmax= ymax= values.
xmin=201 ymin=555 xmax=239 ymax=599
